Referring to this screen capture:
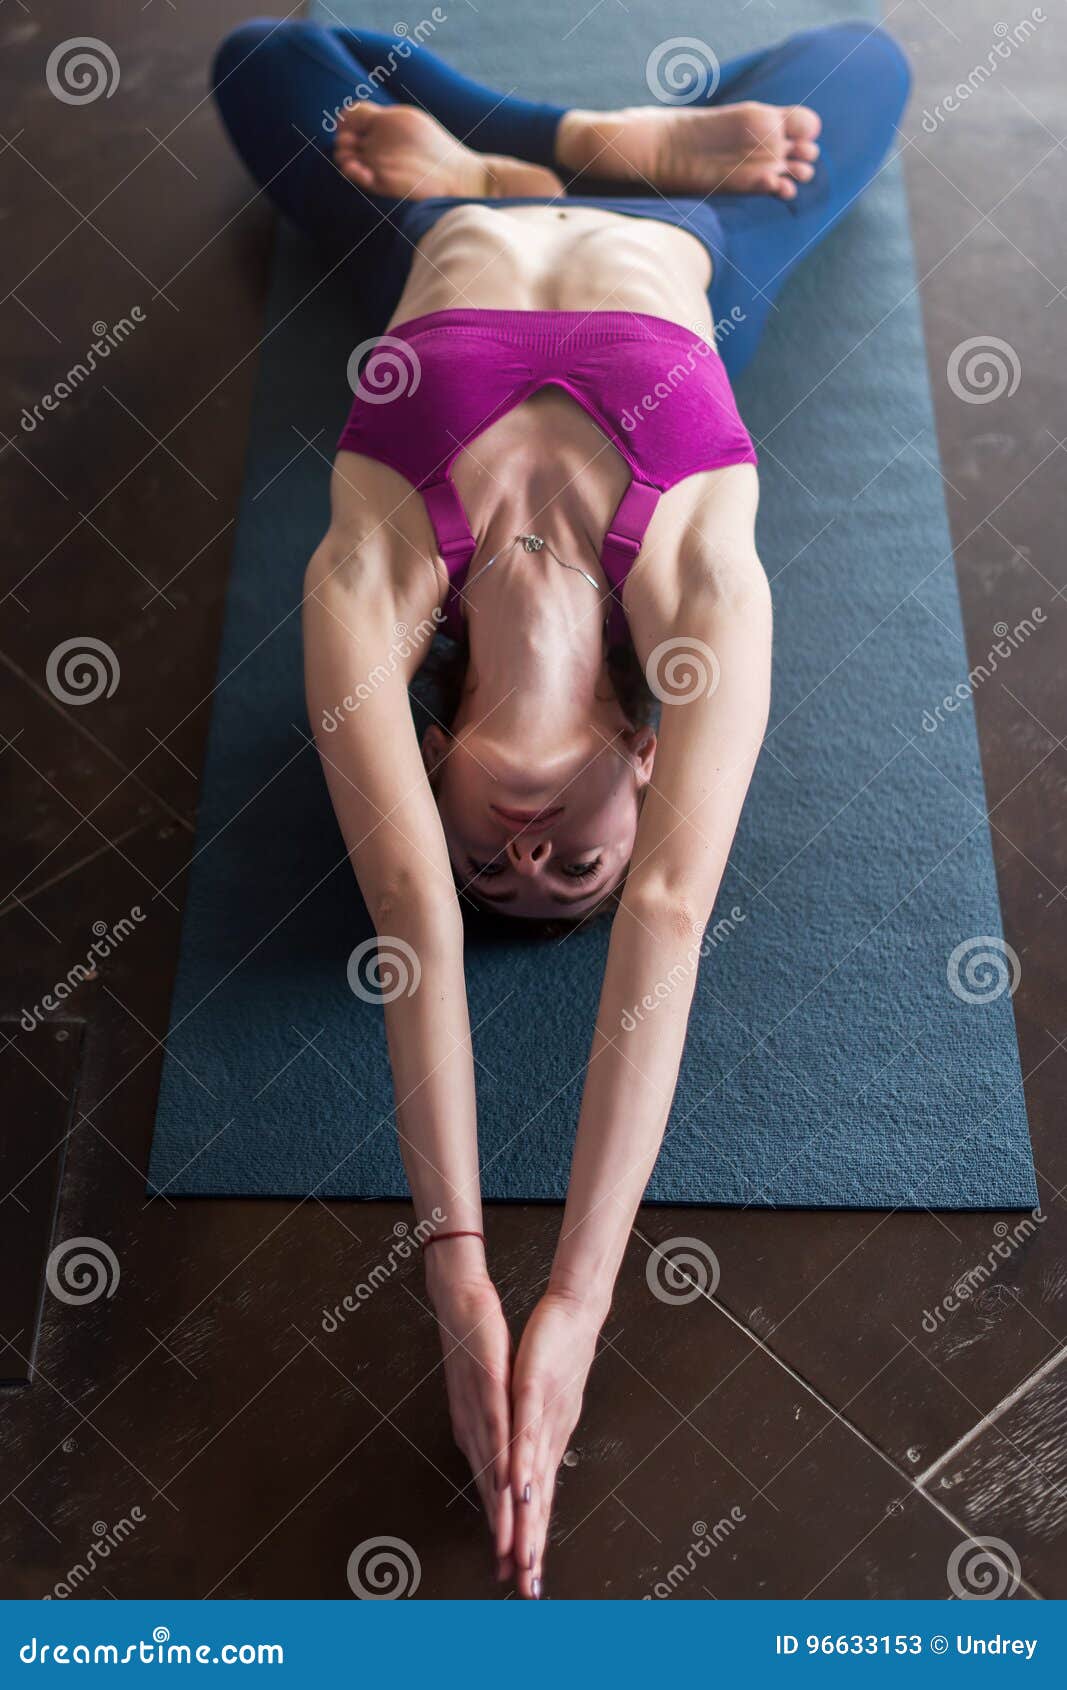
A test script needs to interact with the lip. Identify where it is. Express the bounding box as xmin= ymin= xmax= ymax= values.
xmin=491 ymin=804 xmax=564 ymax=831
